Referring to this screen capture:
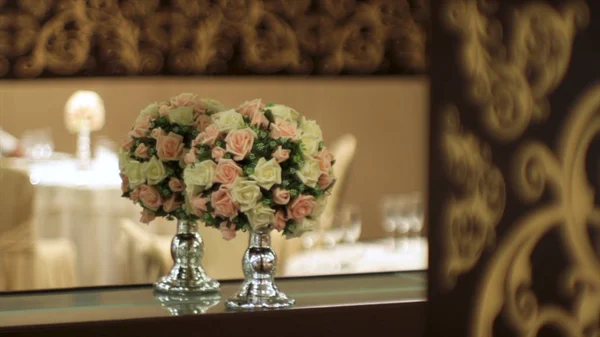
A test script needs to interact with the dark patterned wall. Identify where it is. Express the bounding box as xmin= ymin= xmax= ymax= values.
xmin=0 ymin=0 xmax=428 ymax=78
xmin=427 ymin=0 xmax=600 ymax=336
